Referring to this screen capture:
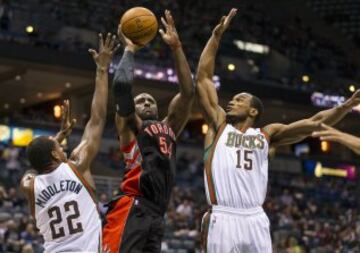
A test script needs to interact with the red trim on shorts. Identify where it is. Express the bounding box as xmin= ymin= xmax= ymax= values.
xmin=121 ymin=165 xmax=143 ymax=196
xmin=103 ymin=196 xmax=134 ymax=253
